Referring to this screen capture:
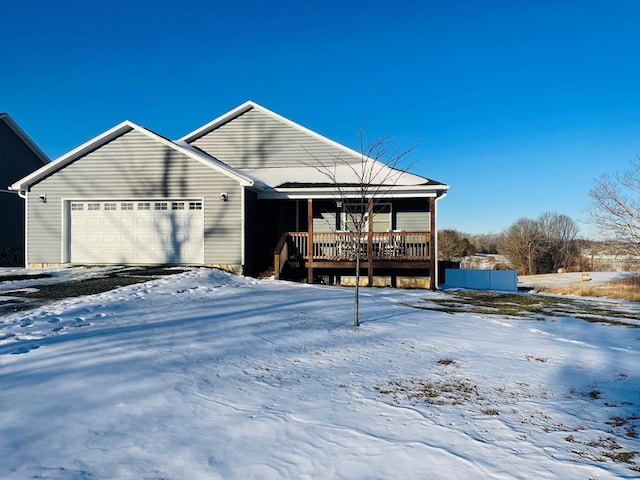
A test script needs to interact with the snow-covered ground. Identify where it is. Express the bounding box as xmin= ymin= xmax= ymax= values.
xmin=1 ymin=268 xmax=638 ymax=479
xmin=519 ymin=271 xmax=632 ymax=289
